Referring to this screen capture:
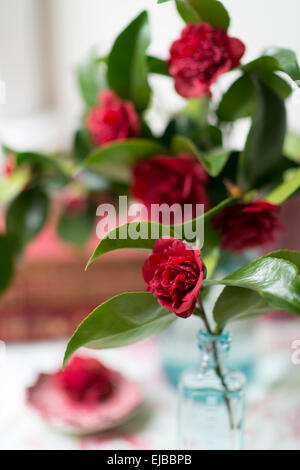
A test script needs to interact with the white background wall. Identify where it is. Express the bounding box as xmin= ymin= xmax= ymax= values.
xmin=0 ymin=0 xmax=300 ymax=148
